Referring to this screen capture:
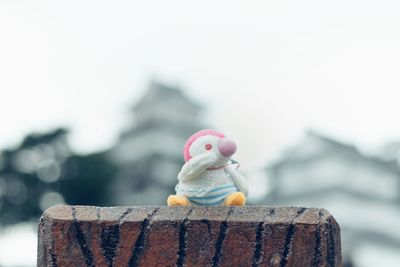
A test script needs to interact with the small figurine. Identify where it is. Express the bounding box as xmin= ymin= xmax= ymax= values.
xmin=167 ymin=129 xmax=248 ymax=206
